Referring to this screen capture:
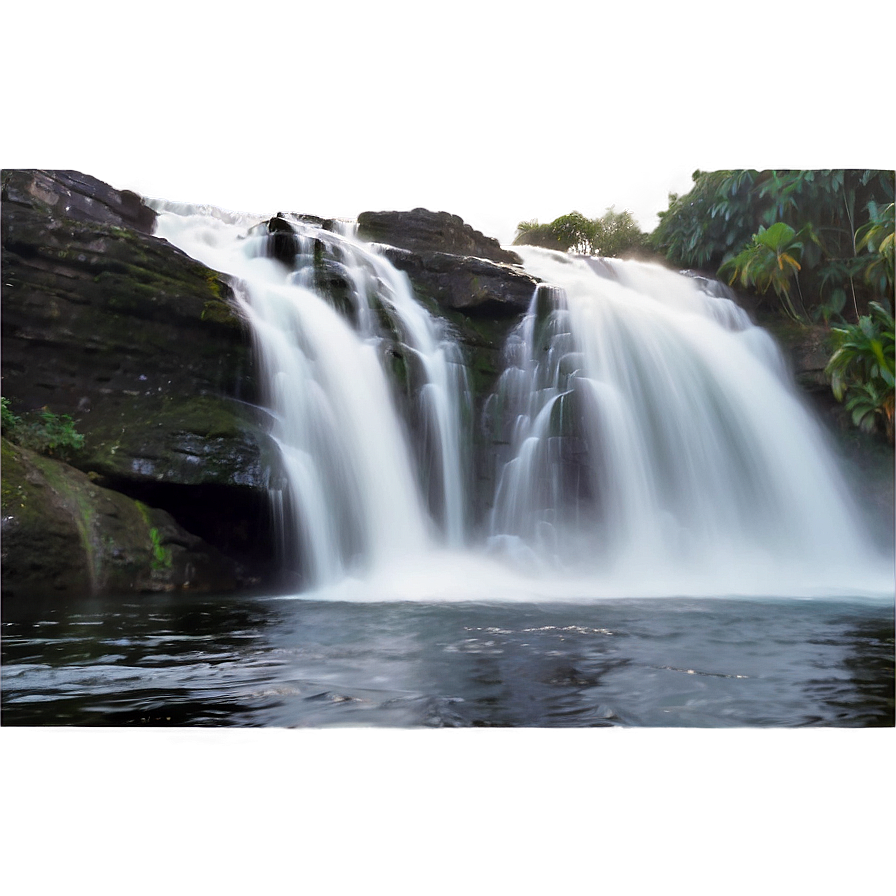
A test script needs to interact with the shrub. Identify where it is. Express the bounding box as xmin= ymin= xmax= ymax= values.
xmin=825 ymin=302 xmax=895 ymax=441
xmin=1 ymin=396 xmax=21 ymax=433
xmin=3 ymin=404 xmax=85 ymax=460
